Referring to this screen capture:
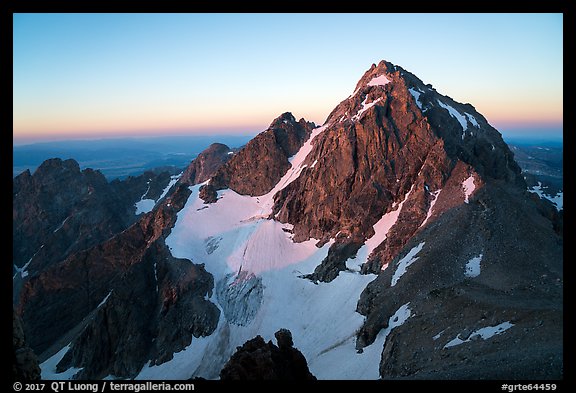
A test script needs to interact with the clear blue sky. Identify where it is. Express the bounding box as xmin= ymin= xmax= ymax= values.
xmin=13 ymin=13 xmax=563 ymax=144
